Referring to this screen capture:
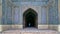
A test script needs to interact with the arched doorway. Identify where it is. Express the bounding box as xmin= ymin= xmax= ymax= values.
xmin=23 ymin=8 xmax=38 ymax=28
